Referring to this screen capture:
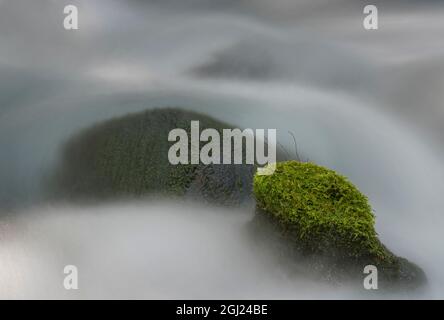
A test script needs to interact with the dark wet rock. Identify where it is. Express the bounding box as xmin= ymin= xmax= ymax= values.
xmin=51 ymin=108 xmax=255 ymax=206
